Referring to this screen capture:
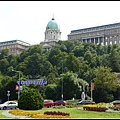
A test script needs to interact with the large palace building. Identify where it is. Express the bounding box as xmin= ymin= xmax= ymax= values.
xmin=67 ymin=22 xmax=120 ymax=46
xmin=0 ymin=40 xmax=30 ymax=55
